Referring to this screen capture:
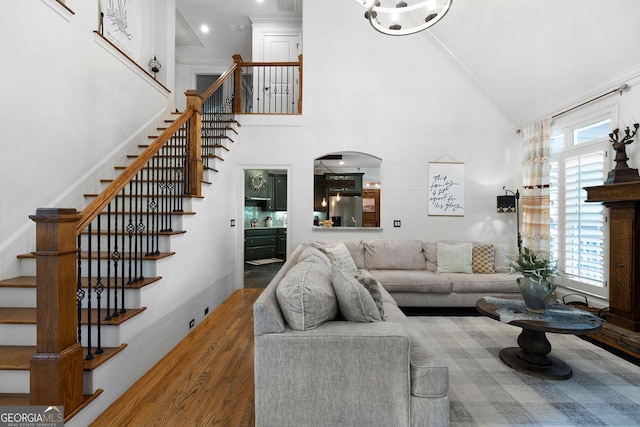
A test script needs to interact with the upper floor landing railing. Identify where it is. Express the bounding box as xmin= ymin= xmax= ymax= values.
xmin=232 ymin=54 xmax=303 ymax=115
